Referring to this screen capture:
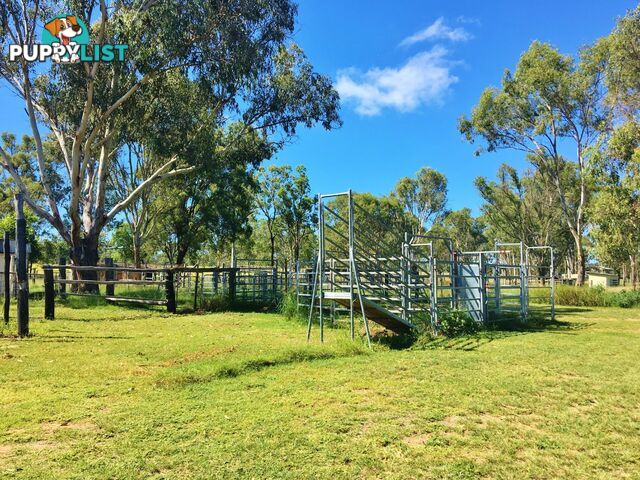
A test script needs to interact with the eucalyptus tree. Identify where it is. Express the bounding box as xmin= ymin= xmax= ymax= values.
xmin=475 ymin=164 xmax=575 ymax=273
xmin=394 ymin=167 xmax=447 ymax=234
xmin=254 ymin=165 xmax=286 ymax=266
xmin=275 ymin=165 xmax=315 ymax=268
xmin=149 ymin=127 xmax=267 ymax=266
xmin=0 ymin=0 xmax=340 ymax=279
xmin=590 ymin=121 xmax=640 ymax=287
xmin=109 ymin=143 xmax=165 ymax=267
xmin=459 ymin=42 xmax=610 ymax=284
xmin=428 ymin=208 xmax=487 ymax=252
xmin=601 ymin=5 xmax=640 ymax=117
xmin=584 ymin=6 xmax=640 ymax=284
